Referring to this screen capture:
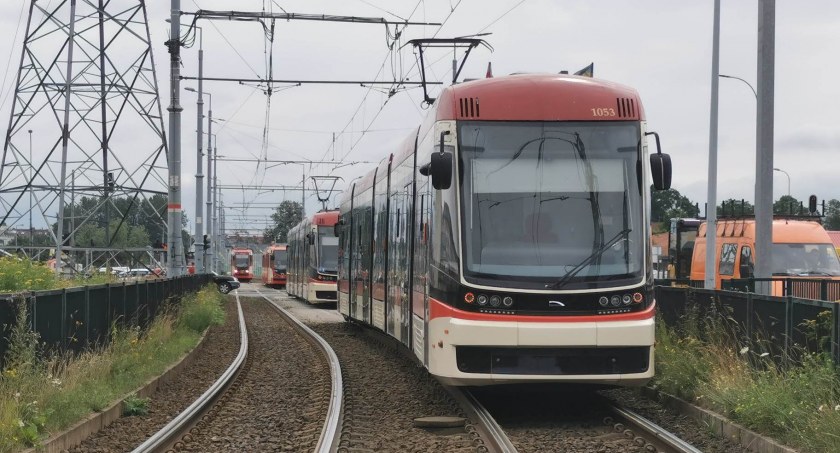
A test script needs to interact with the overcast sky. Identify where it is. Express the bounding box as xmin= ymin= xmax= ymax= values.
xmin=1 ymin=0 xmax=839 ymax=233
